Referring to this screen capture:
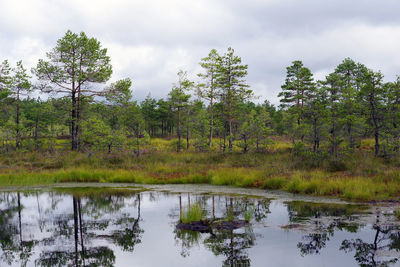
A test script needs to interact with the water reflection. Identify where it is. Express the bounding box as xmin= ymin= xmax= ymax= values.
xmin=0 ymin=188 xmax=143 ymax=267
xmin=174 ymin=196 xmax=267 ymax=266
xmin=0 ymin=188 xmax=399 ymax=266
xmin=286 ymin=201 xmax=400 ymax=266
xmin=341 ymin=224 xmax=400 ymax=266
xmin=204 ymin=227 xmax=255 ymax=267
